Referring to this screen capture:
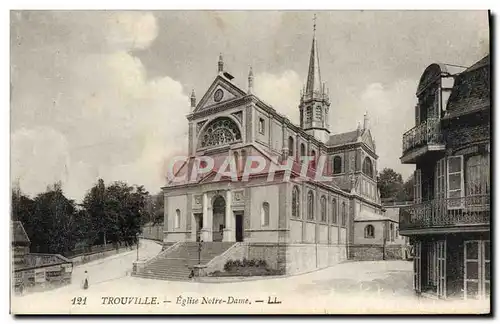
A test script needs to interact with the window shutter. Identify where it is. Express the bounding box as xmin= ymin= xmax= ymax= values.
xmin=414 ymin=169 xmax=422 ymax=204
xmin=435 ymin=158 xmax=446 ymax=200
xmin=447 ymin=155 xmax=464 ymax=209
